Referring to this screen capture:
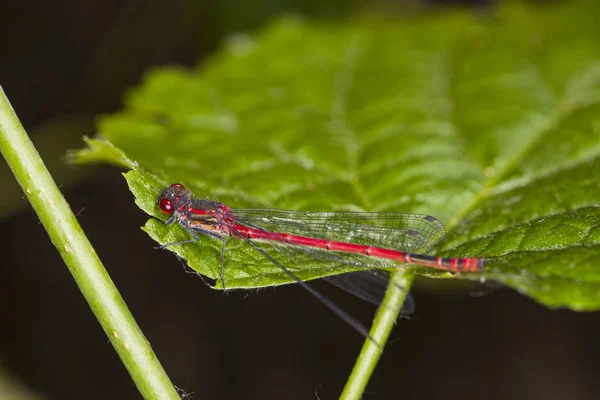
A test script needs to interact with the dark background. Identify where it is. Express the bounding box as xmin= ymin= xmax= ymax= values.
xmin=1 ymin=1 xmax=598 ymax=399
